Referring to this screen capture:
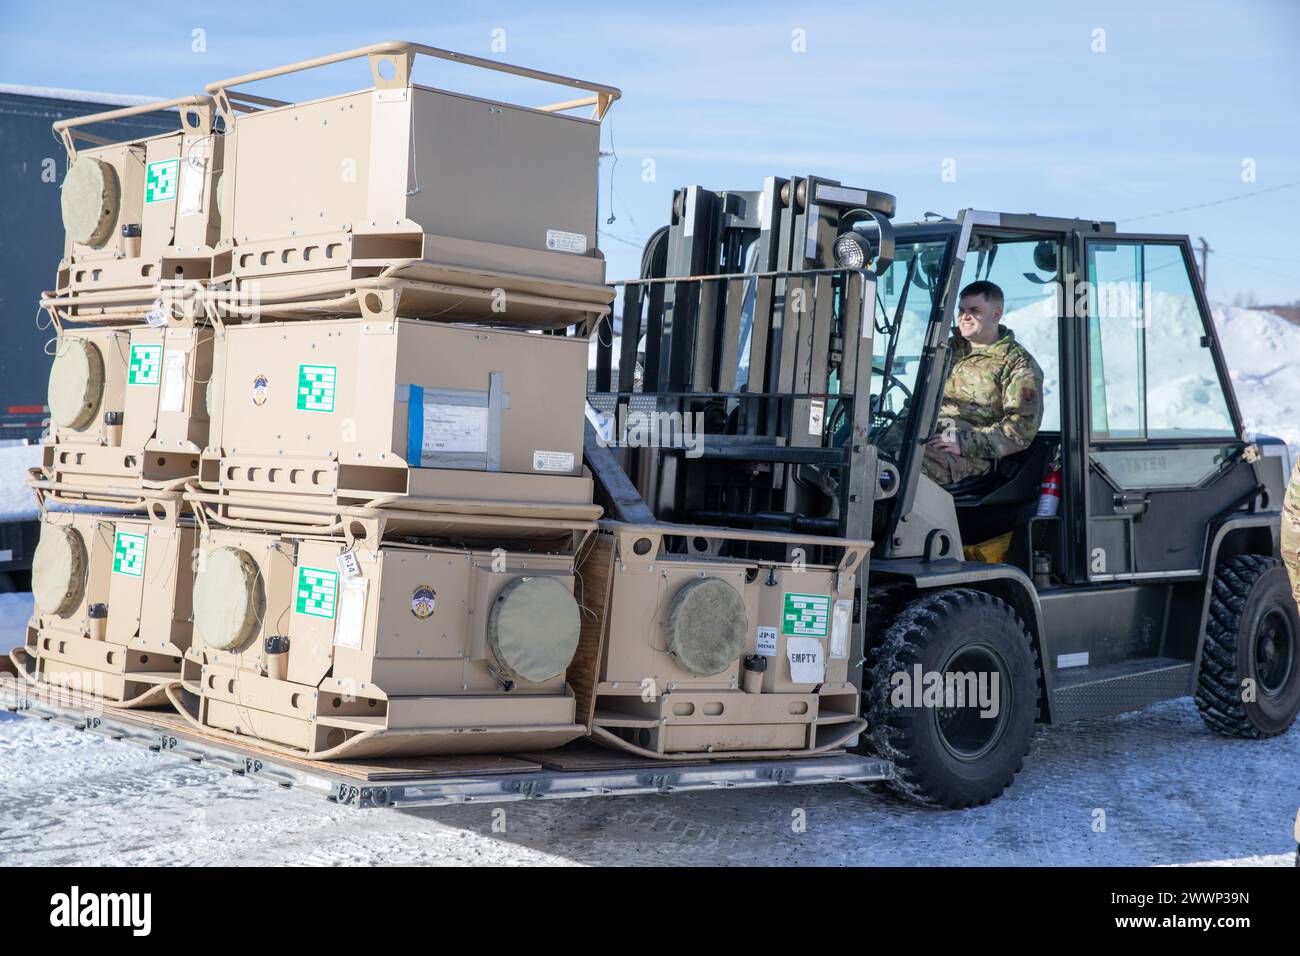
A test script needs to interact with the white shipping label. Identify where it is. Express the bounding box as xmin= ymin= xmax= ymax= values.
xmin=533 ymin=450 xmax=575 ymax=473
xmin=787 ymin=636 xmax=825 ymax=684
xmin=178 ymin=145 xmax=208 ymax=217
xmin=755 ymin=626 xmax=778 ymax=657
xmin=422 ymin=403 xmax=488 ymax=455
xmin=144 ymin=308 xmax=168 ymax=328
xmin=545 ymin=228 xmax=588 ymax=254
xmin=808 ymin=399 xmax=825 ymax=437
xmin=829 ymin=599 xmax=852 ymax=659
xmin=159 ymin=350 xmax=187 ymax=412
xmin=333 ymin=577 xmax=369 ymax=650
xmin=336 ymin=550 xmax=362 ymax=580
